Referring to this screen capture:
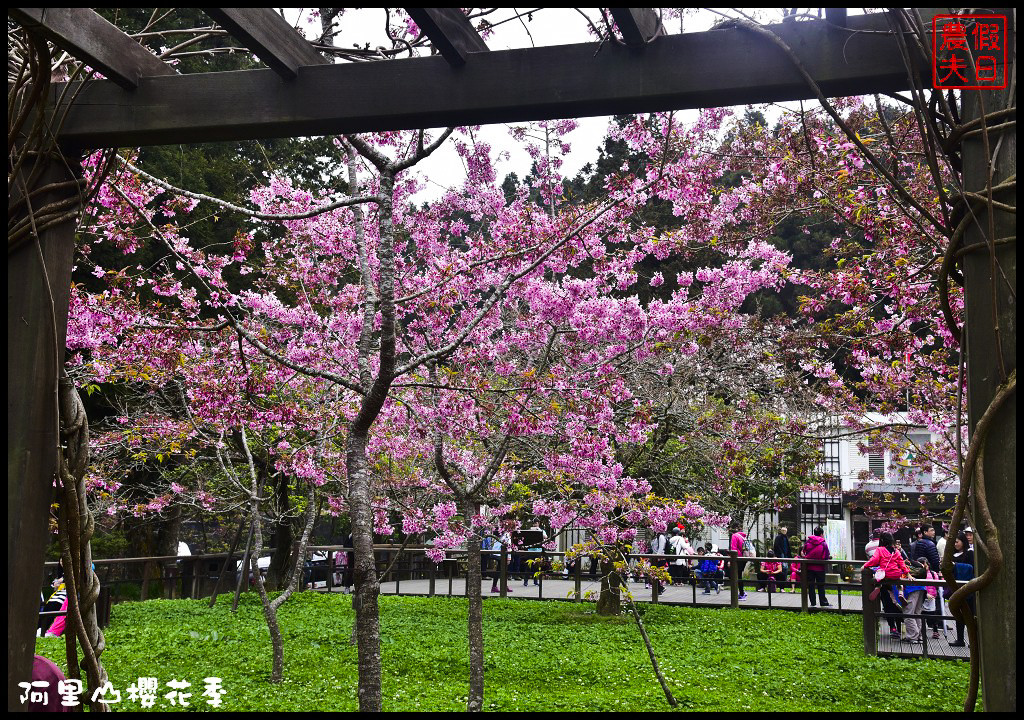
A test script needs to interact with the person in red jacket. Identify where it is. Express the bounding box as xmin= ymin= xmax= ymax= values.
xmin=803 ymin=526 xmax=832 ymax=608
xmin=863 ymin=531 xmax=911 ymax=640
